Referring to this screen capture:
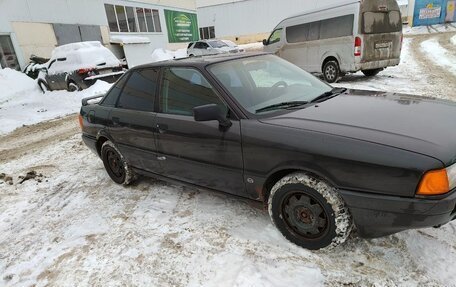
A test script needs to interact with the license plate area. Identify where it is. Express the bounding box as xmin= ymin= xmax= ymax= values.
xmin=375 ymin=42 xmax=392 ymax=49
